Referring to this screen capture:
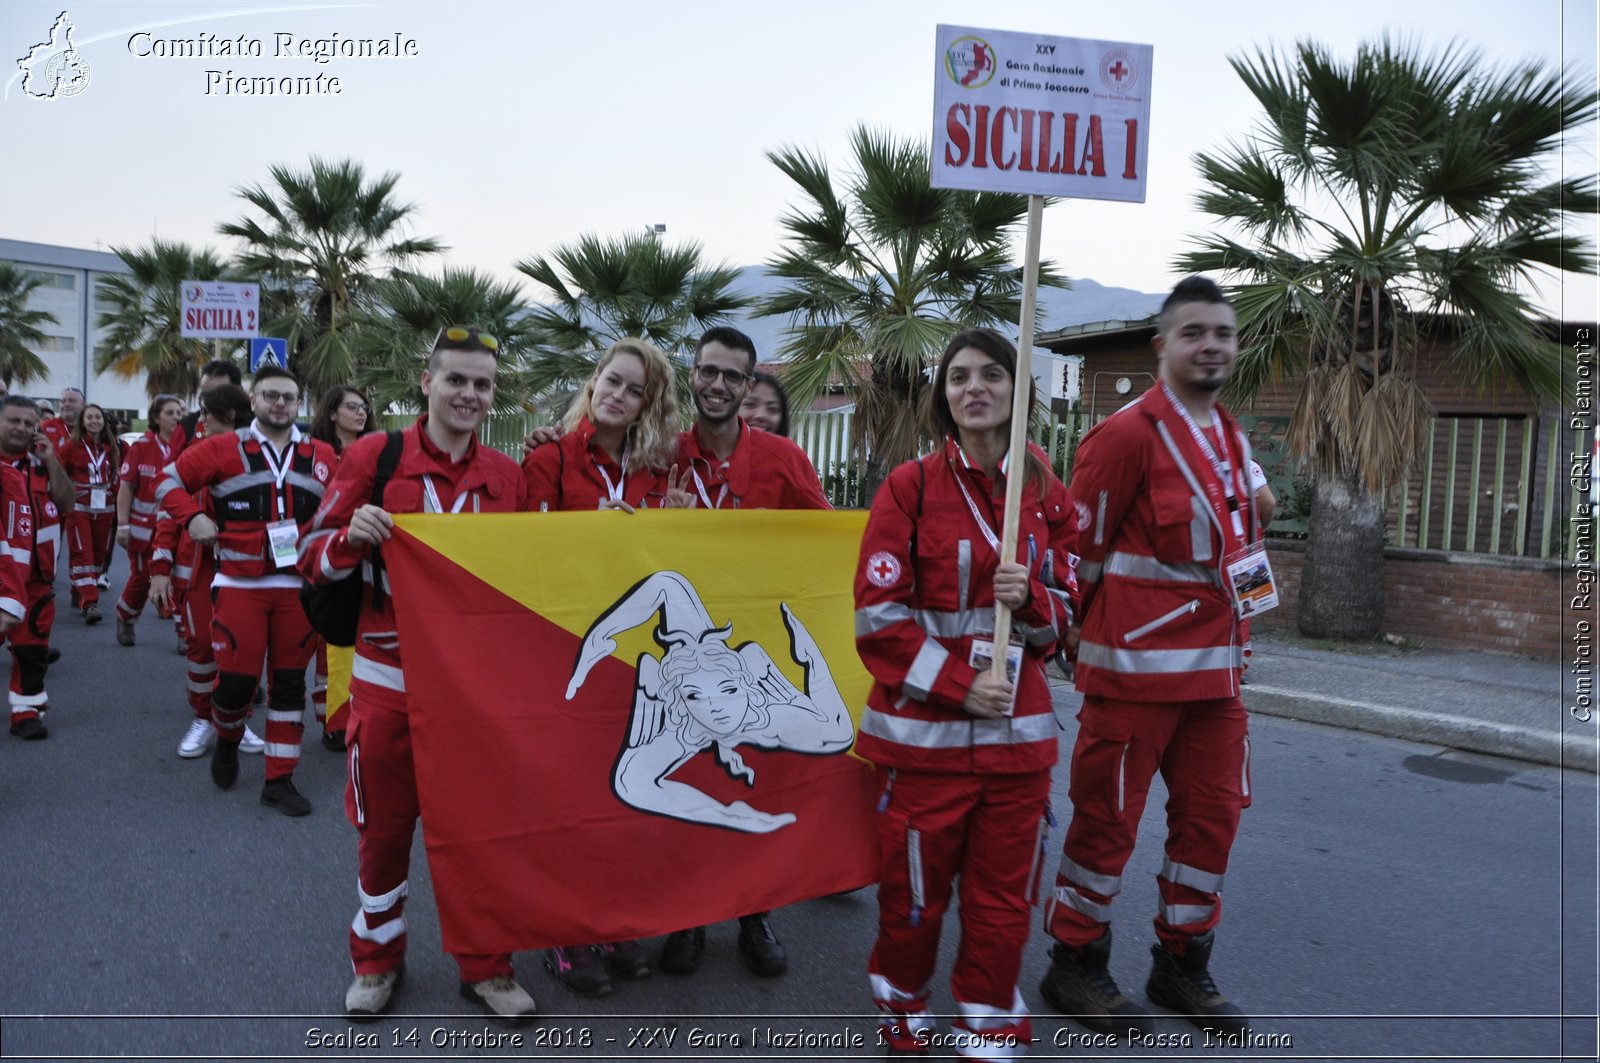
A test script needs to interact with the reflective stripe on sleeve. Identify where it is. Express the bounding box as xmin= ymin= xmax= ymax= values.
xmin=902 ymin=640 xmax=949 ymax=702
